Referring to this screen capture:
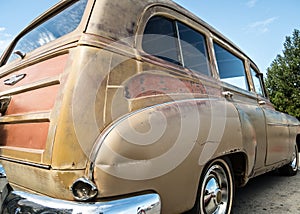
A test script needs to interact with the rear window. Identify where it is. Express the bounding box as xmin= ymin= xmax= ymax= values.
xmin=6 ymin=0 xmax=87 ymax=63
xmin=142 ymin=16 xmax=210 ymax=76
